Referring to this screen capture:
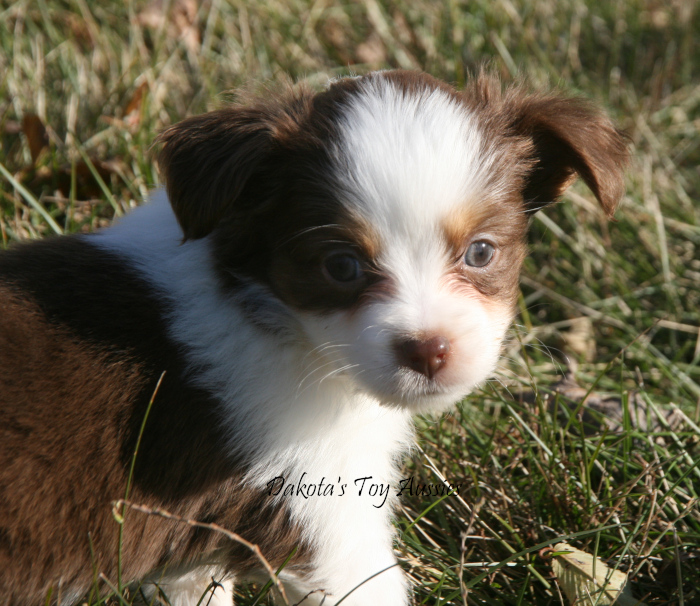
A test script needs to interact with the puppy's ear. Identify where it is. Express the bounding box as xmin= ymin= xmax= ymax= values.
xmin=156 ymin=108 xmax=275 ymax=240
xmin=508 ymin=93 xmax=629 ymax=217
